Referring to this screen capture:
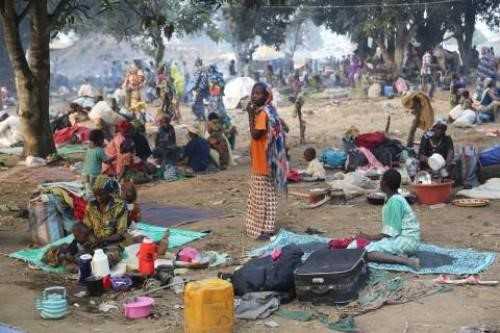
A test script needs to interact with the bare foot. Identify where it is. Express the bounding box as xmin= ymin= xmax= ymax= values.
xmin=407 ymin=257 xmax=421 ymax=270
